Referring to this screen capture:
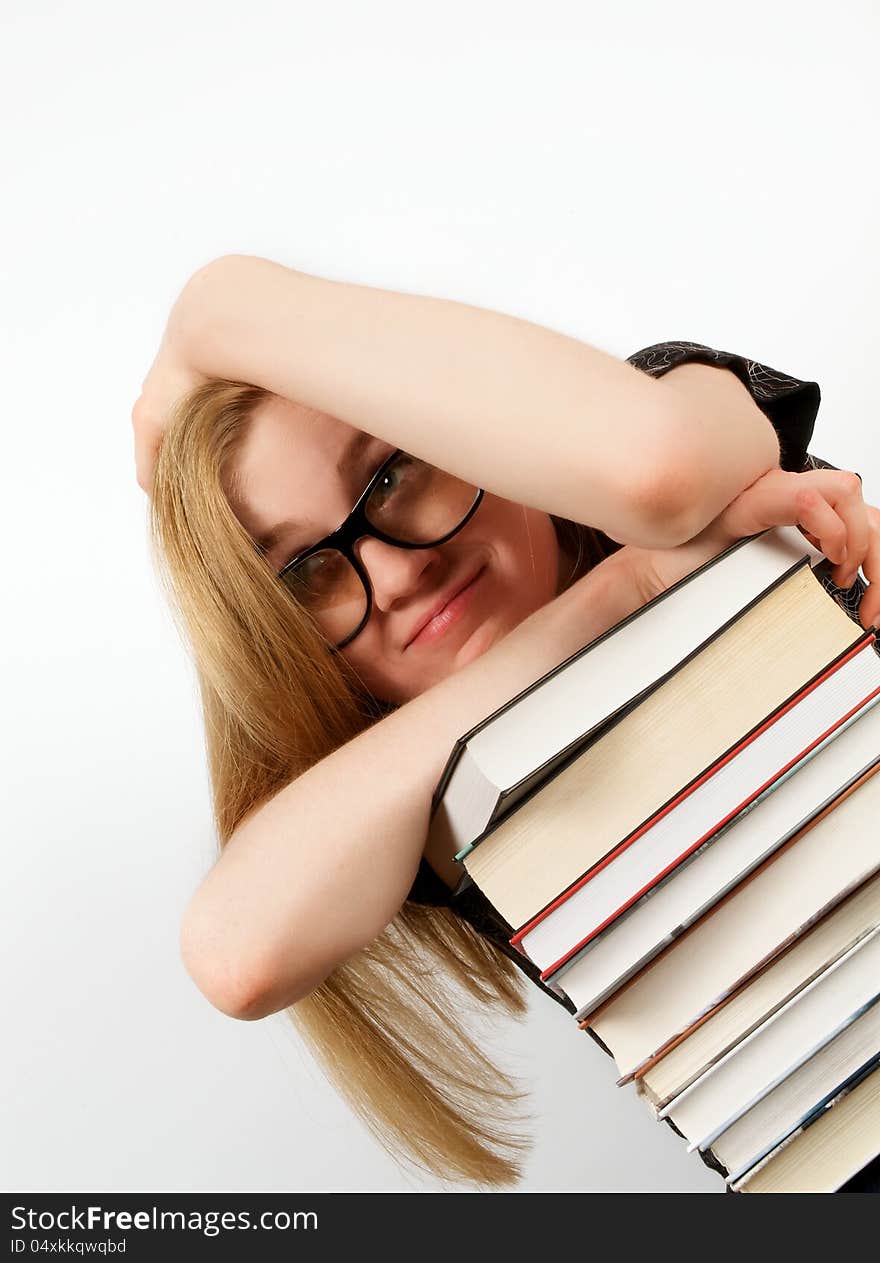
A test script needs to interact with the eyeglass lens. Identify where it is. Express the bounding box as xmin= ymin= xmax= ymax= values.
xmin=280 ymin=452 xmax=480 ymax=645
